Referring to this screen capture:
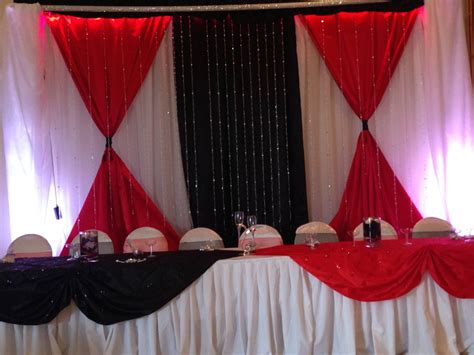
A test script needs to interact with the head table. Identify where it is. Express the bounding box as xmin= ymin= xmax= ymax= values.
xmin=0 ymin=238 xmax=473 ymax=354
